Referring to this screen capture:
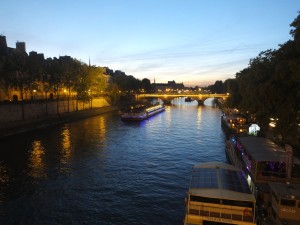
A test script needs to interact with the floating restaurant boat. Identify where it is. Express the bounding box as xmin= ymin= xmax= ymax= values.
xmin=225 ymin=136 xmax=300 ymax=195
xmin=221 ymin=113 xmax=249 ymax=135
xmin=184 ymin=162 xmax=257 ymax=225
xmin=121 ymin=104 xmax=165 ymax=121
xmin=268 ymin=182 xmax=300 ymax=225
xmin=225 ymin=136 xmax=300 ymax=225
